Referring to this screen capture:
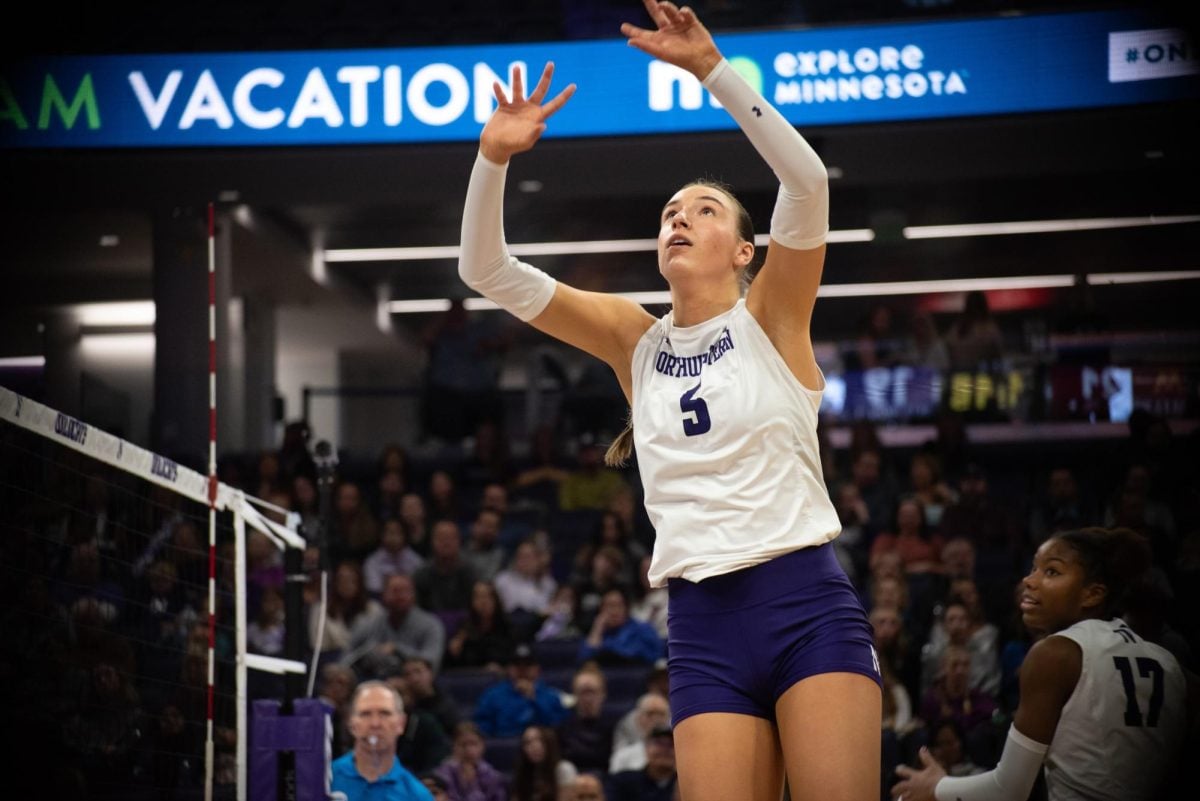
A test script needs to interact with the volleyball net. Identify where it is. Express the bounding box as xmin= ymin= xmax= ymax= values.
xmin=0 ymin=385 xmax=307 ymax=800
